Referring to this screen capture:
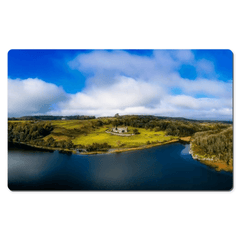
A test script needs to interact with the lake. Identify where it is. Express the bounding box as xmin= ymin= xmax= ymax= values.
xmin=8 ymin=142 xmax=233 ymax=191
